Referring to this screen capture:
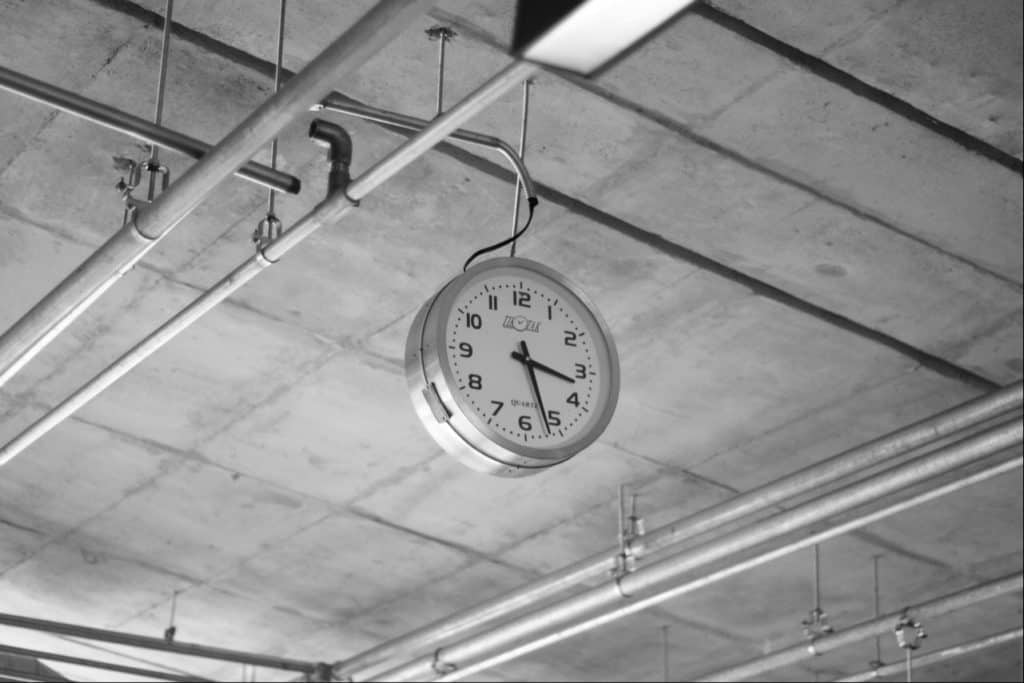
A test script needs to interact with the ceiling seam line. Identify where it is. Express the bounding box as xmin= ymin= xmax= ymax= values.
xmin=695 ymin=1 xmax=1024 ymax=175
